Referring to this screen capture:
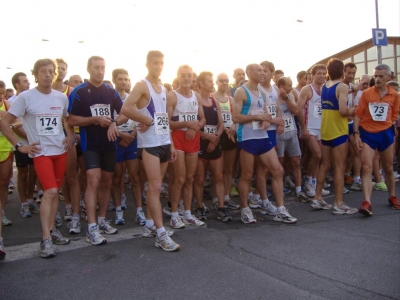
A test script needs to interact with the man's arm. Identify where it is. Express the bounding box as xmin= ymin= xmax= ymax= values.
xmin=286 ymin=94 xmax=299 ymax=115
xmin=338 ymin=83 xmax=355 ymax=117
xmin=297 ymin=86 xmax=311 ymax=137
xmin=232 ymin=88 xmax=268 ymax=124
